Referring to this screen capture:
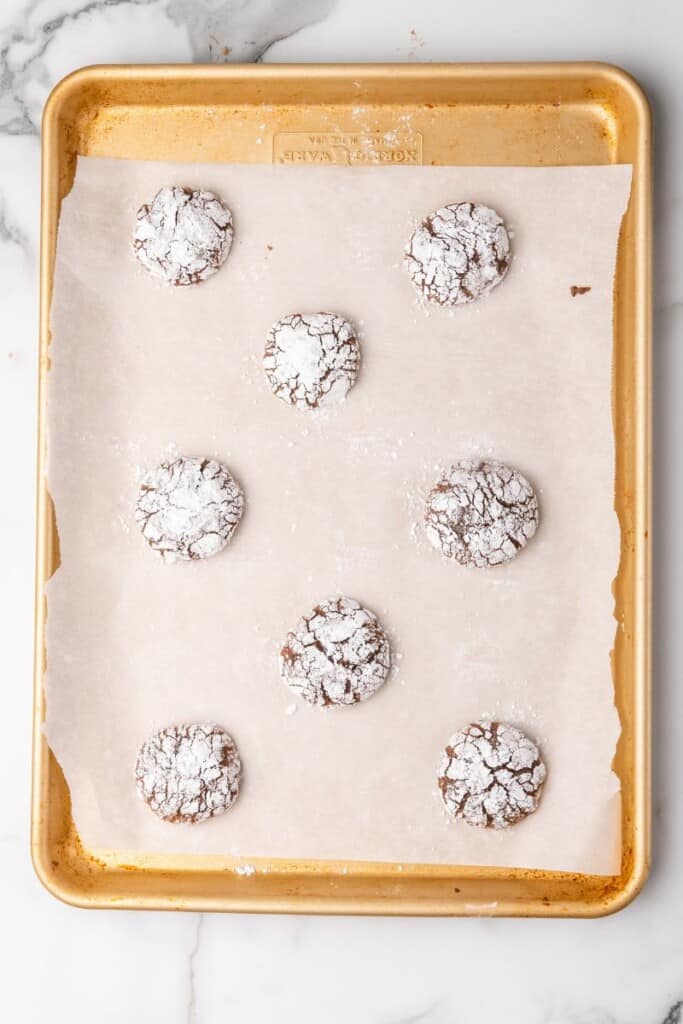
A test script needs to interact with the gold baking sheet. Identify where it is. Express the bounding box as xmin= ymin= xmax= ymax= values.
xmin=33 ymin=63 xmax=651 ymax=916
